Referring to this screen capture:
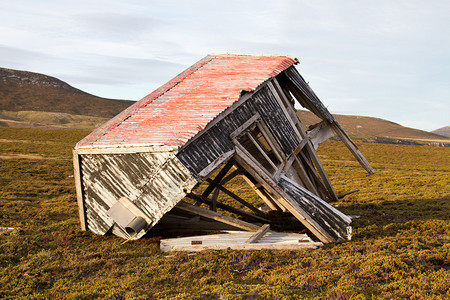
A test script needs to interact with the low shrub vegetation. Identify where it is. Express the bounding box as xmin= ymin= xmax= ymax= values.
xmin=0 ymin=127 xmax=448 ymax=299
